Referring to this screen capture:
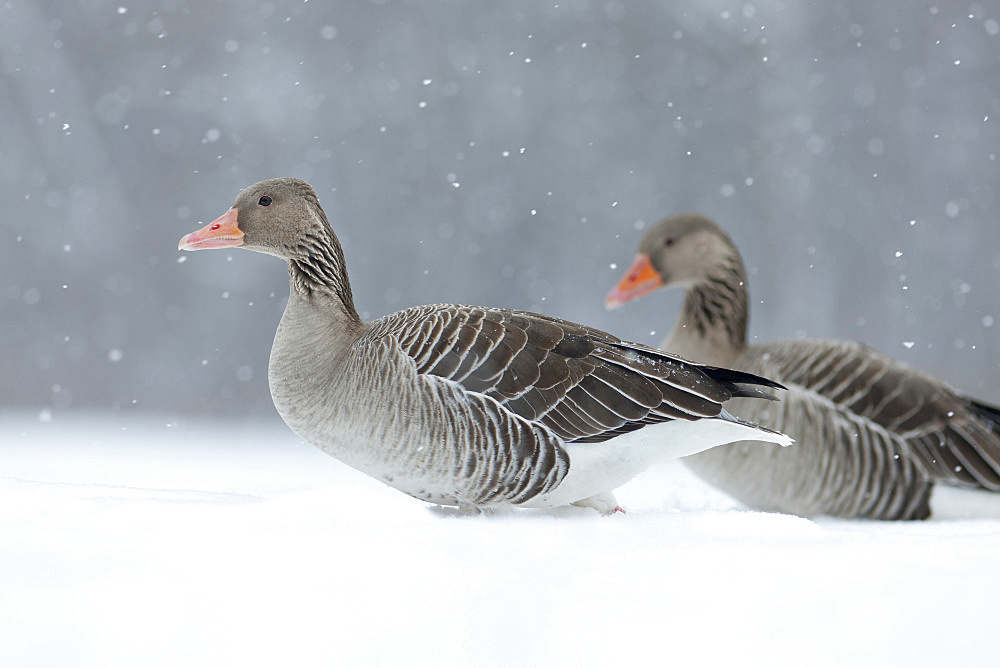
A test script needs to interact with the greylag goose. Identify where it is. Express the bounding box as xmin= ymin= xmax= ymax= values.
xmin=605 ymin=213 xmax=1000 ymax=519
xmin=179 ymin=179 xmax=791 ymax=514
